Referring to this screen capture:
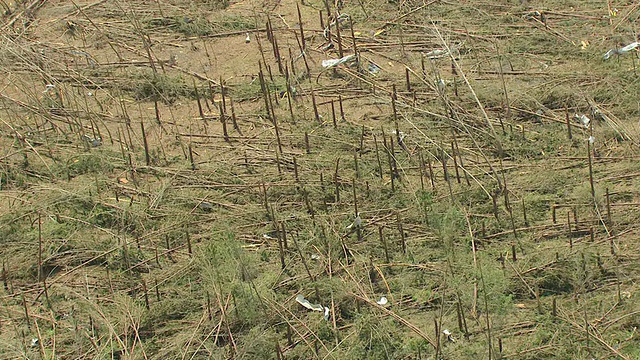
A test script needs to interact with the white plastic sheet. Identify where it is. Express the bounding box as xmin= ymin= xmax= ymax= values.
xmin=604 ymin=41 xmax=639 ymax=60
xmin=322 ymin=54 xmax=356 ymax=69
xmin=296 ymin=294 xmax=324 ymax=312
xmin=296 ymin=294 xmax=331 ymax=321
